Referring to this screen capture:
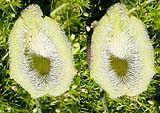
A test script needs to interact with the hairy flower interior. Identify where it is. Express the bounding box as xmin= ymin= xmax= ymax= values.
xmin=30 ymin=54 xmax=51 ymax=76
xmin=110 ymin=55 xmax=128 ymax=77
